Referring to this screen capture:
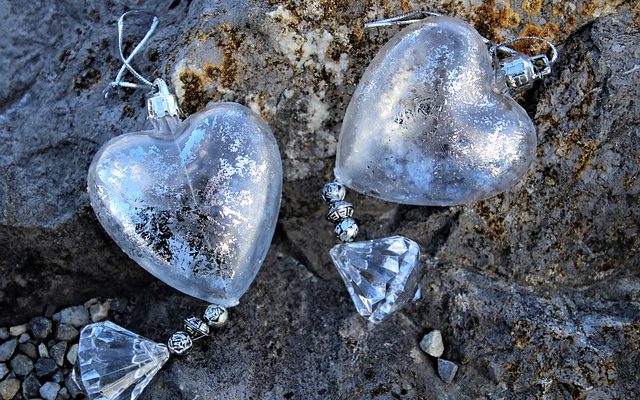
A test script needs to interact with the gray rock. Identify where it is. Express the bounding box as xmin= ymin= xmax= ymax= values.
xmin=65 ymin=344 xmax=77 ymax=366
xmin=18 ymin=342 xmax=37 ymax=360
xmin=52 ymin=307 xmax=89 ymax=328
xmin=0 ymin=329 xmax=8 ymax=341
xmin=89 ymin=302 xmax=109 ymax=322
xmin=22 ymin=373 xmax=41 ymax=399
xmin=54 ymin=325 xmax=78 ymax=342
xmin=64 ymin=373 xmax=83 ymax=400
xmin=38 ymin=343 xmax=49 ymax=358
xmin=437 ymin=359 xmax=458 ymax=384
xmin=9 ymin=354 xmax=33 ymax=376
xmin=0 ymin=363 xmax=7 ymax=380
xmin=29 ymin=317 xmax=53 ymax=341
xmin=0 ymin=378 xmax=20 ymax=400
xmin=52 ymin=370 xmax=64 ymax=384
xmin=8 ymin=325 xmax=26 ymax=337
xmin=0 ymin=1 xmax=639 ymax=399
xmin=56 ymin=386 xmax=70 ymax=400
xmin=34 ymin=358 xmax=58 ymax=380
xmin=39 ymin=382 xmax=60 ymax=400
xmin=48 ymin=342 xmax=66 ymax=367
xmin=419 ymin=330 xmax=444 ymax=358
xmin=17 ymin=333 xmax=29 ymax=344
xmin=0 ymin=339 xmax=17 ymax=362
